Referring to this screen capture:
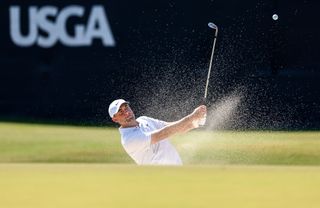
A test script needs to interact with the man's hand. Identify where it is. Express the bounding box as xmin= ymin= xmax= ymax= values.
xmin=190 ymin=105 xmax=207 ymax=122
